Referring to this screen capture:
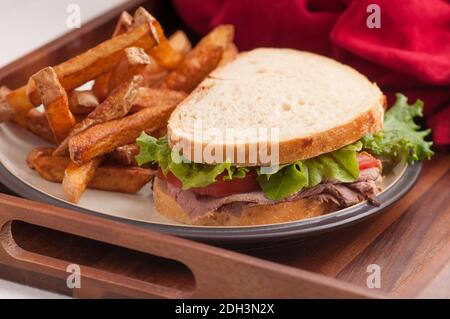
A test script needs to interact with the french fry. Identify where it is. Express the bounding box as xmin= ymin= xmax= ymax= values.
xmin=27 ymin=147 xmax=153 ymax=193
xmin=92 ymin=11 xmax=134 ymax=101
xmin=139 ymin=30 xmax=192 ymax=88
xmin=160 ymin=25 xmax=234 ymax=93
xmin=168 ymin=30 xmax=192 ymax=56
xmin=53 ymin=75 xmax=142 ymax=156
xmin=110 ymin=144 xmax=140 ymax=166
xmin=27 ymin=147 xmax=68 ymax=181
xmin=5 ymin=86 xmax=33 ymax=127
xmin=108 ymin=47 xmax=150 ymax=92
xmin=32 ymin=67 xmax=76 ymax=143
xmin=112 ymin=11 xmax=134 ymax=37
xmin=26 ymin=109 xmax=55 ymax=143
xmin=68 ymin=90 xmax=99 ymax=114
xmin=219 ymin=43 xmax=238 ymax=67
xmin=63 ymin=157 xmax=103 ymax=203
xmin=23 ymin=21 xmax=158 ymax=108
xmin=131 ymin=87 xmax=187 ymax=112
xmin=133 ymin=7 xmax=183 ymax=70
xmin=0 ymin=86 xmax=14 ymax=123
xmin=69 ymin=104 xmax=176 ymax=165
